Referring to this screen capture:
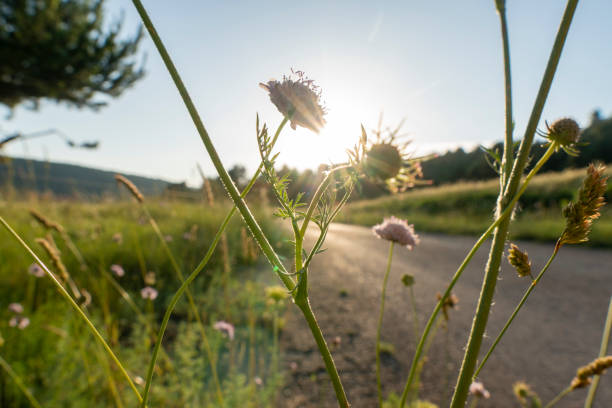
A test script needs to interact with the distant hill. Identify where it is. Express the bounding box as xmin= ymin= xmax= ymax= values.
xmin=0 ymin=158 xmax=169 ymax=199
